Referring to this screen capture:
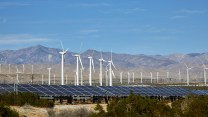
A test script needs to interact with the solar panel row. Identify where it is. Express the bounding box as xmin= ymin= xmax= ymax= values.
xmin=192 ymin=90 xmax=208 ymax=95
xmin=0 ymin=84 xmax=207 ymax=97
